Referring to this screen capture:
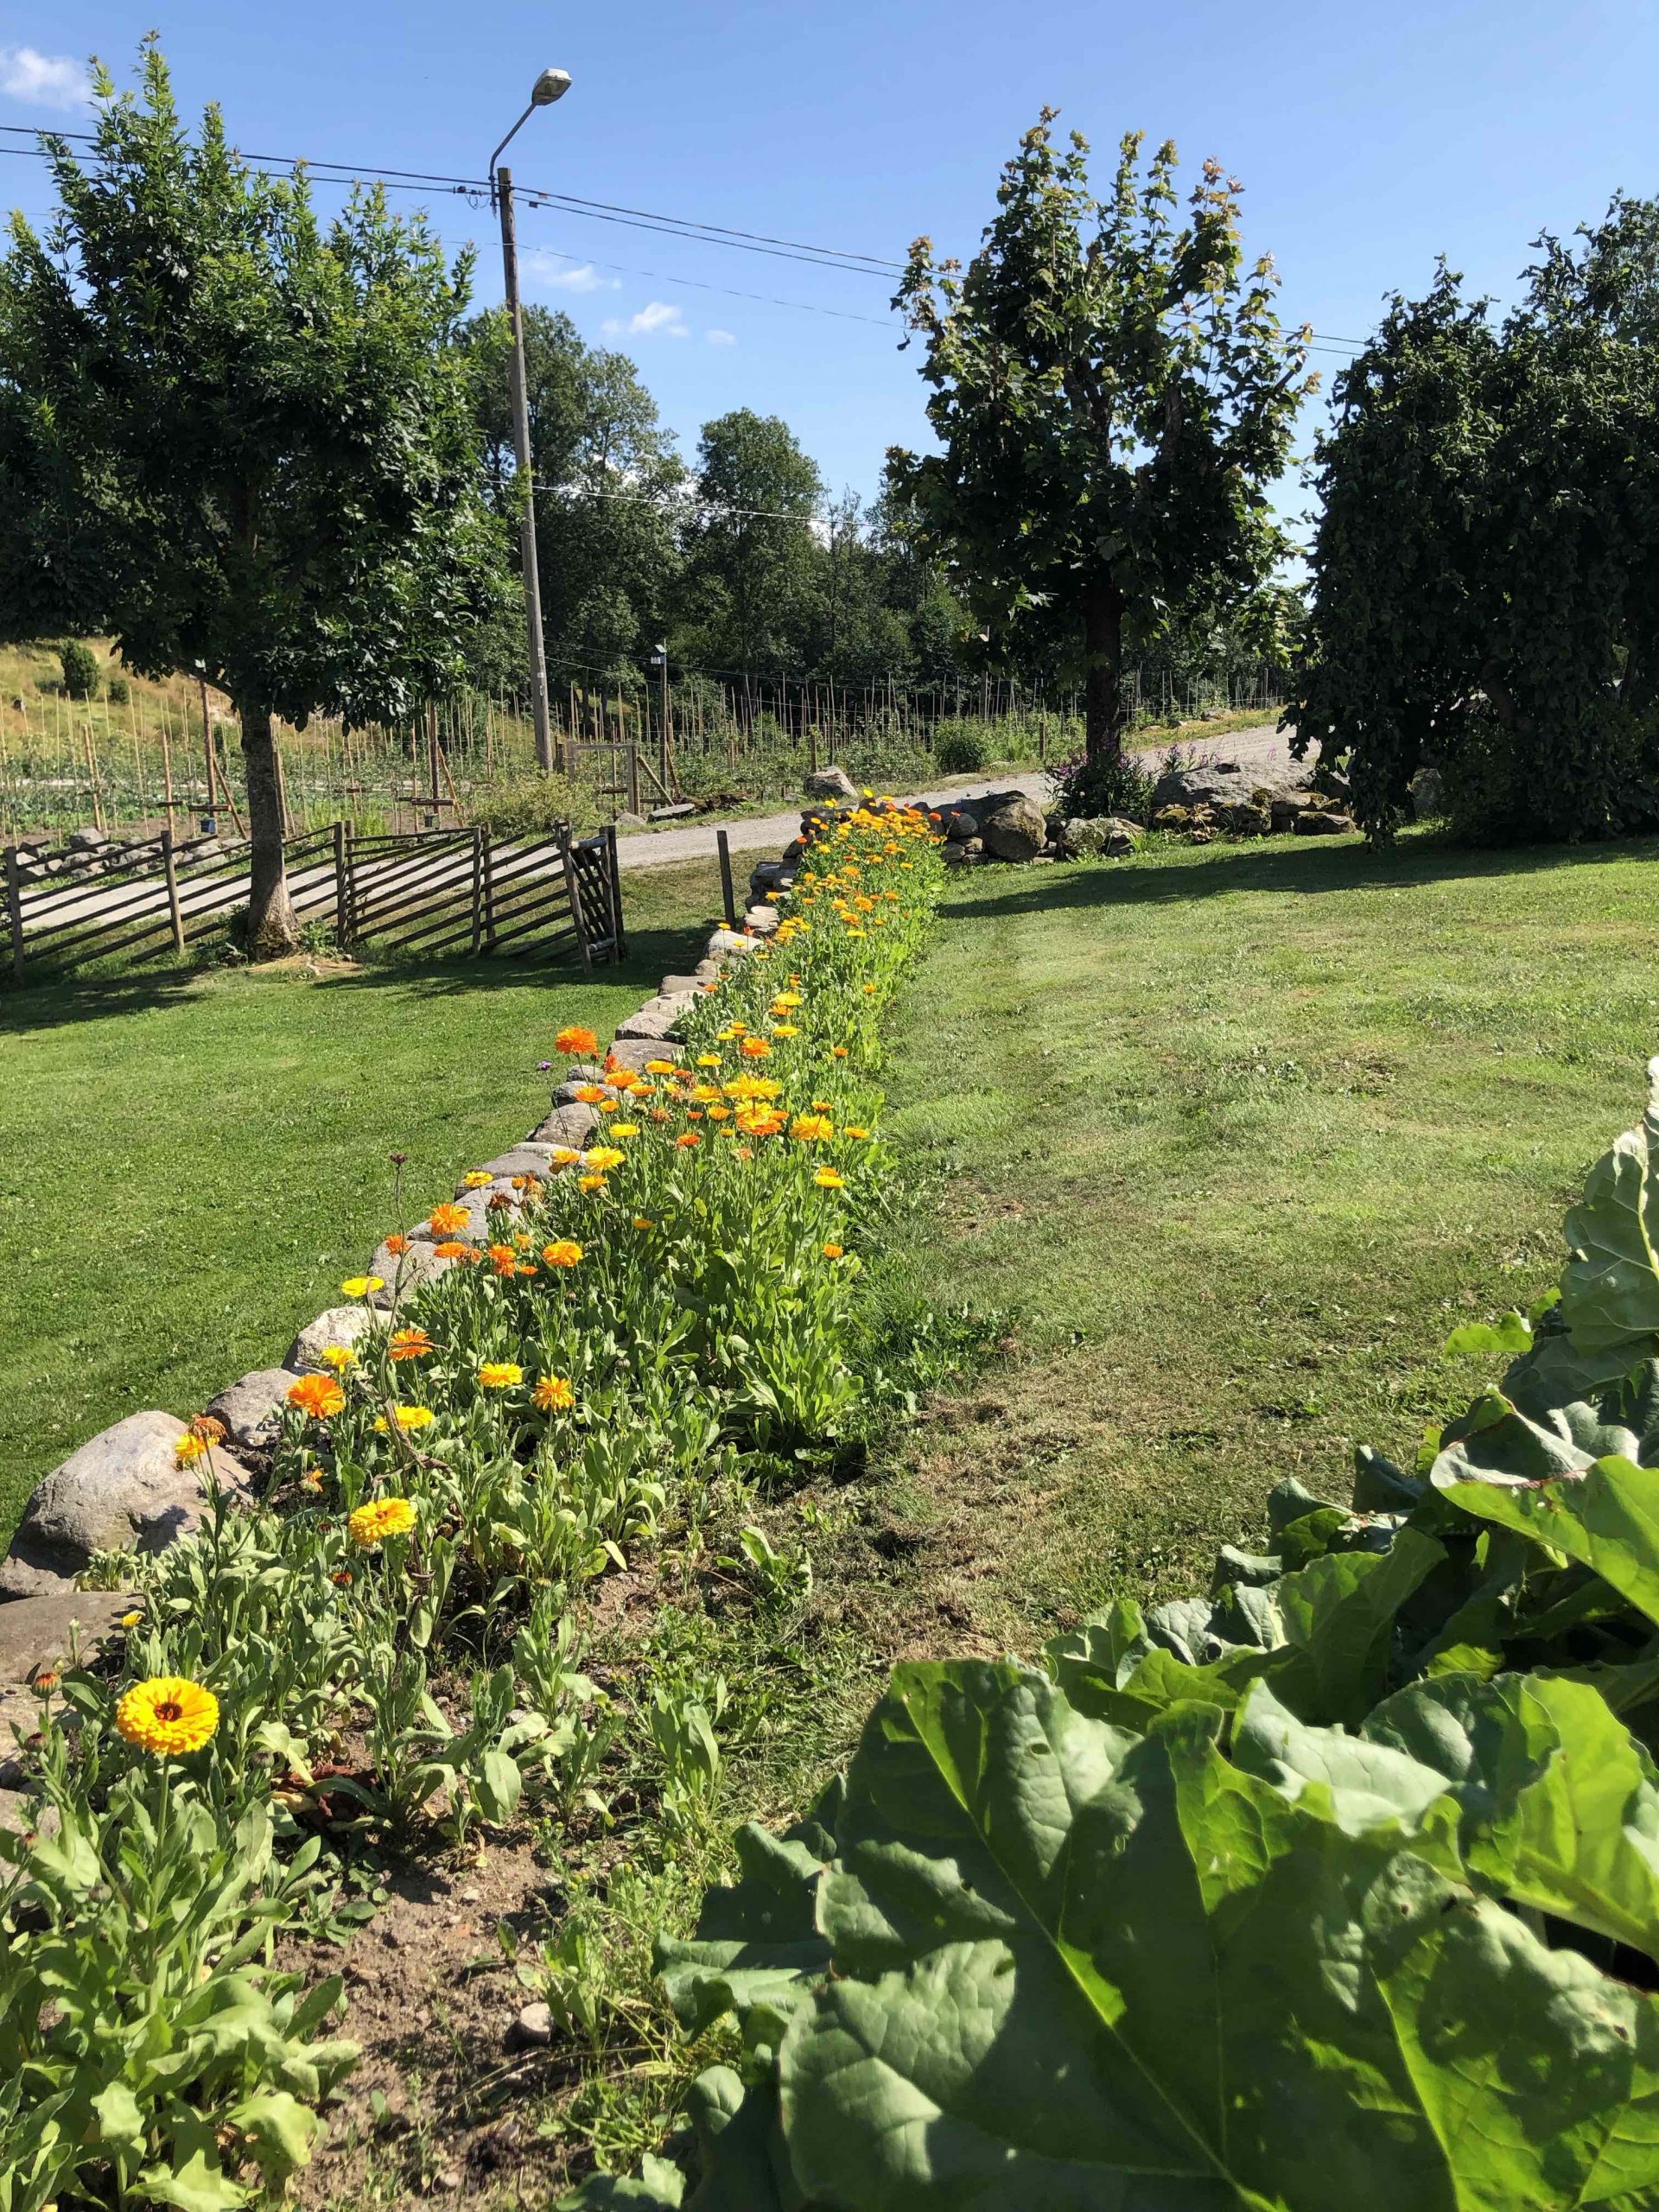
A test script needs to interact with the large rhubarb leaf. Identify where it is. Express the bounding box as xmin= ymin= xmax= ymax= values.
xmin=776 ymin=1660 xmax=1659 ymax=2211
xmin=1438 ymin=1454 xmax=1659 ymax=1630
xmin=1433 ymin=1363 xmax=1659 ymax=1488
